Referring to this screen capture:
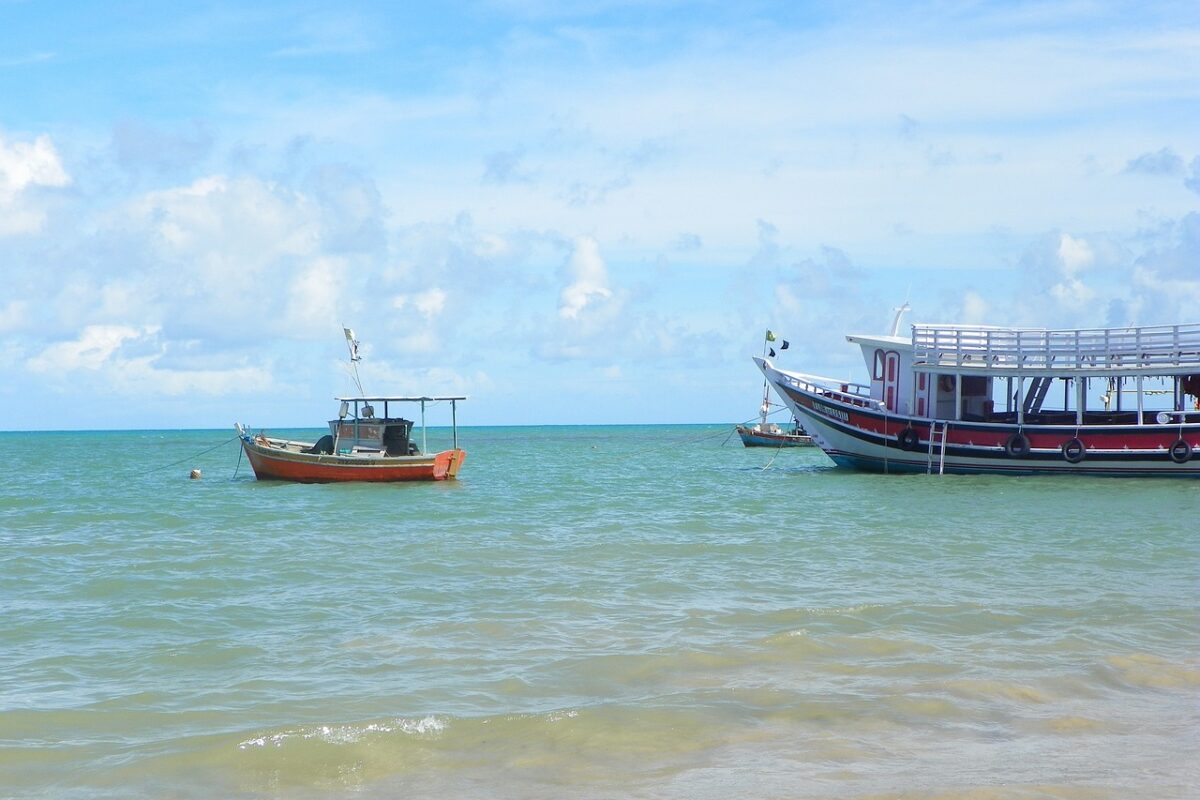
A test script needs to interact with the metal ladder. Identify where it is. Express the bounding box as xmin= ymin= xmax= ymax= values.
xmin=927 ymin=421 xmax=949 ymax=475
xmin=1023 ymin=375 xmax=1054 ymax=414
